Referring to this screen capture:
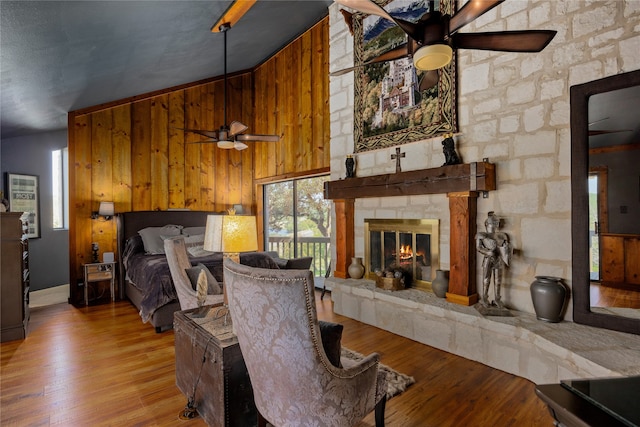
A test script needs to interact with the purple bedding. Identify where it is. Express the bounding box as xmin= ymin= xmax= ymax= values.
xmin=122 ymin=235 xmax=278 ymax=322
